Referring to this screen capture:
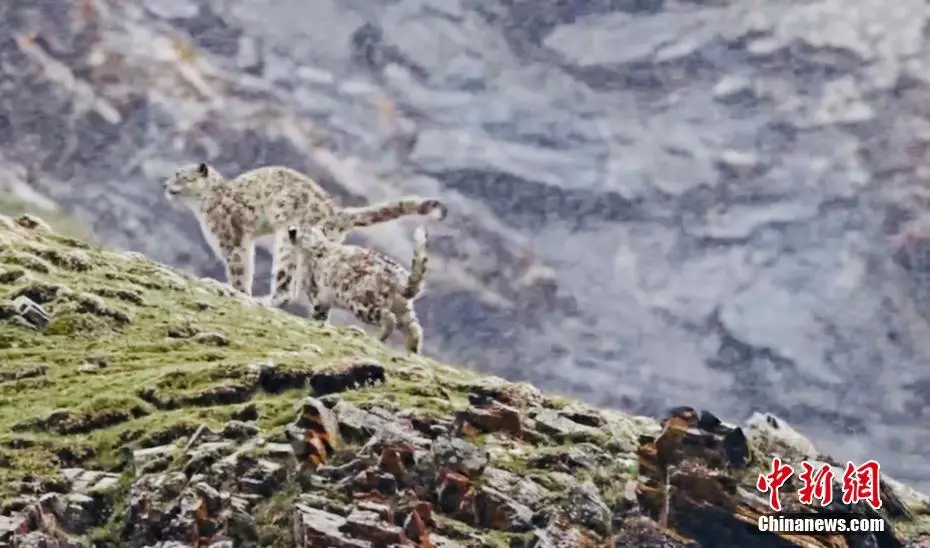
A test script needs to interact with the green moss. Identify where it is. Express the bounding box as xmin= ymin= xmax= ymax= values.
xmin=0 ymin=221 xmax=487 ymax=500
xmin=0 ymin=267 xmax=26 ymax=284
xmin=254 ymin=486 xmax=300 ymax=547
xmin=1 ymin=250 xmax=53 ymax=273
xmin=483 ymin=531 xmax=534 ymax=547
xmin=0 ymin=322 xmax=35 ymax=350
xmin=254 ymin=394 xmax=301 ymax=430
xmin=88 ymin=472 xmax=135 ymax=545
xmin=45 ymin=310 xmax=114 ymax=337
xmin=897 ymin=514 xmax=930 ymax=538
